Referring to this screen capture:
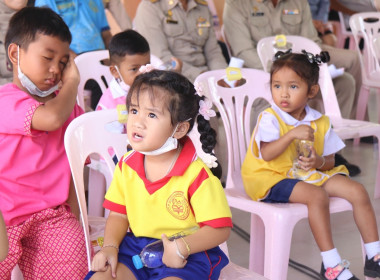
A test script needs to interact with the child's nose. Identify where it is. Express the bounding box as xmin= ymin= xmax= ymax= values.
xmin=281 ymin=88 xmax=289 ymax=98
xmin=133 ymin=115 xmax=145 ymax=129
xmin=49 ymin=62 xmax=60 ymax=74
